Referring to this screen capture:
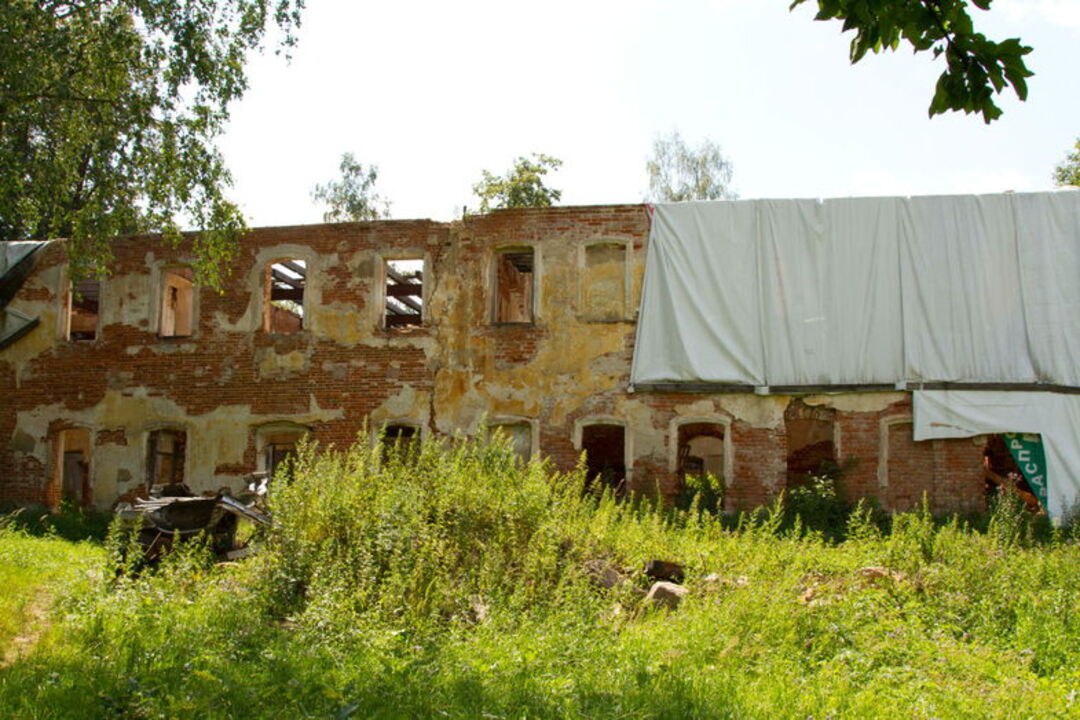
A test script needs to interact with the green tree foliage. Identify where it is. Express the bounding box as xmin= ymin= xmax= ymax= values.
xmin=0 ymin=0 xmax=303 ymax=285
xmin=1055 ymin=139 xmax=1080 ymax=188
xmin=472 ymin=153 xmax=562 ymax=213
xmin=791 ymin=0 xmax=1033 ymax=124
xmin=311 ymin=153 xmax=390 ymax=222
xmin=646 ymin=130 xmax=737 ymax=203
